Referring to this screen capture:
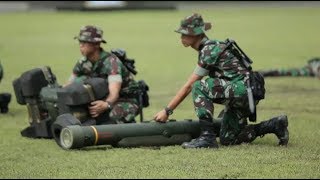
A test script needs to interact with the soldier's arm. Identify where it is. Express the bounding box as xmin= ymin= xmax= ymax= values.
xmin=167 ymin=72 xmax=203 ymax=110
xmin=104 ymin=55 xmax=124 ymax=104
xmin=154 ymin=46 xmax=213 ymax=122
xmin=89 ymin=79 xmax=122 ymax=118
xmin=64 ymin=61 xmax=83 ymax=87
xmin=105 ymin=80 xmax=121 ymax=105
xmin=89 ymin=56 xmax=123 ymax=118
xmin=165 ymin=46 xmax=213 ymax=114
xmin=63 ymin=74 xmax=76 ymax=87
xmin=154 ymin=72 xmax=203 ymax=122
